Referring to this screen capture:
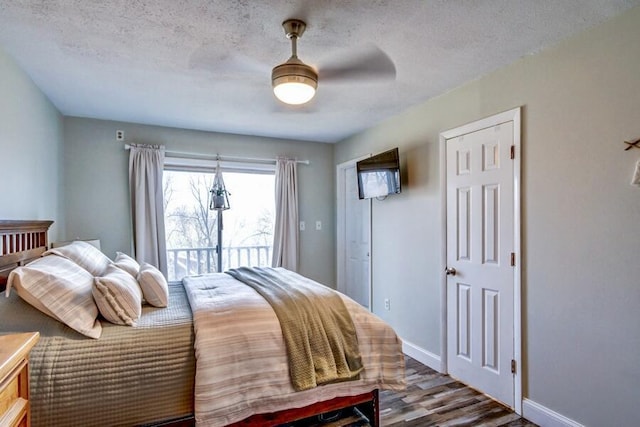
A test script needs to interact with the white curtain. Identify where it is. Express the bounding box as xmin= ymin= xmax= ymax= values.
xmin=272 ymin=158 xmax=299 ymax=271
xmin=128 ymin=144 xmax=168 ymax=276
